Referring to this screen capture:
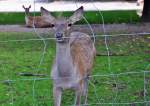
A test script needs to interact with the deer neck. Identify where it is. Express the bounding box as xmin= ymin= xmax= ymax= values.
xmin=24 ymin=12 xmax=30 ymax=25
xmin=56 ymin=42 xmax=74 ymax=77
xmin=25 ymin=11 xmax=30 ymax=16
